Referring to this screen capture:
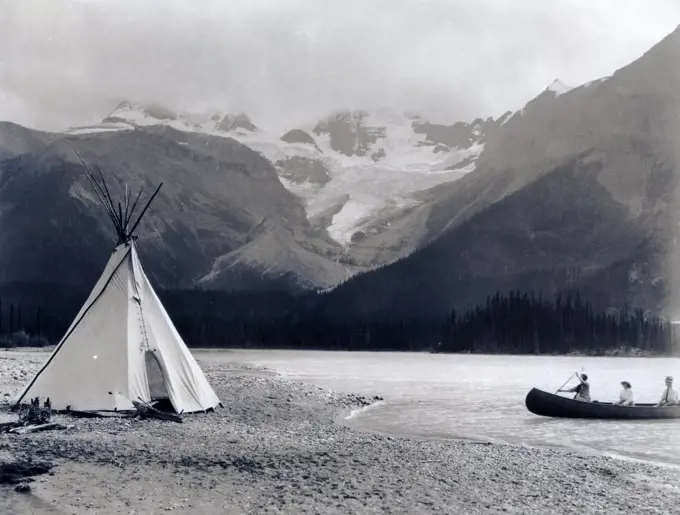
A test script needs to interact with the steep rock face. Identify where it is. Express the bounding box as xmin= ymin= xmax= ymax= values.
xmin=276 ymin=156 xmax=331 ymax=186
xmin=0 ymin=125 xmax=349 ymax=293
xmin=317 ymin=26 xmax=680 ymax=317
xmin=280 ymin=129 xmax=322 ymax=152
xmin=312 ymin=110 xmax=386 ymax=159
xmin=310 ymin=109 xmax=500 ymax=163
xmin=411 ymin=114 xmax=508 ymax=152
xmin=216 ymin=113 xmax=258 ymax=133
